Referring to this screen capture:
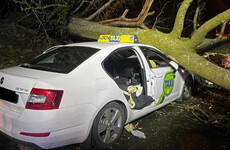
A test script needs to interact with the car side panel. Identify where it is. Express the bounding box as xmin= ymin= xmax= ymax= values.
xmin=34 ymin=51 xmax=131 ymax=146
